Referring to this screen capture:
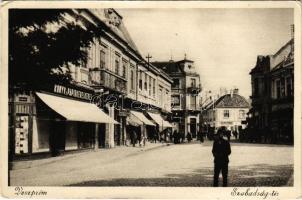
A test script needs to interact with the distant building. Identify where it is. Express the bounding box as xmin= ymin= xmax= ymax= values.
xmin=249 ymin=33 xmax=294 ymax=143
xmin=202 ymin=89 xmax=250 ymax=132
xmin=152 ymin=58 xmax=201 ymax=138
